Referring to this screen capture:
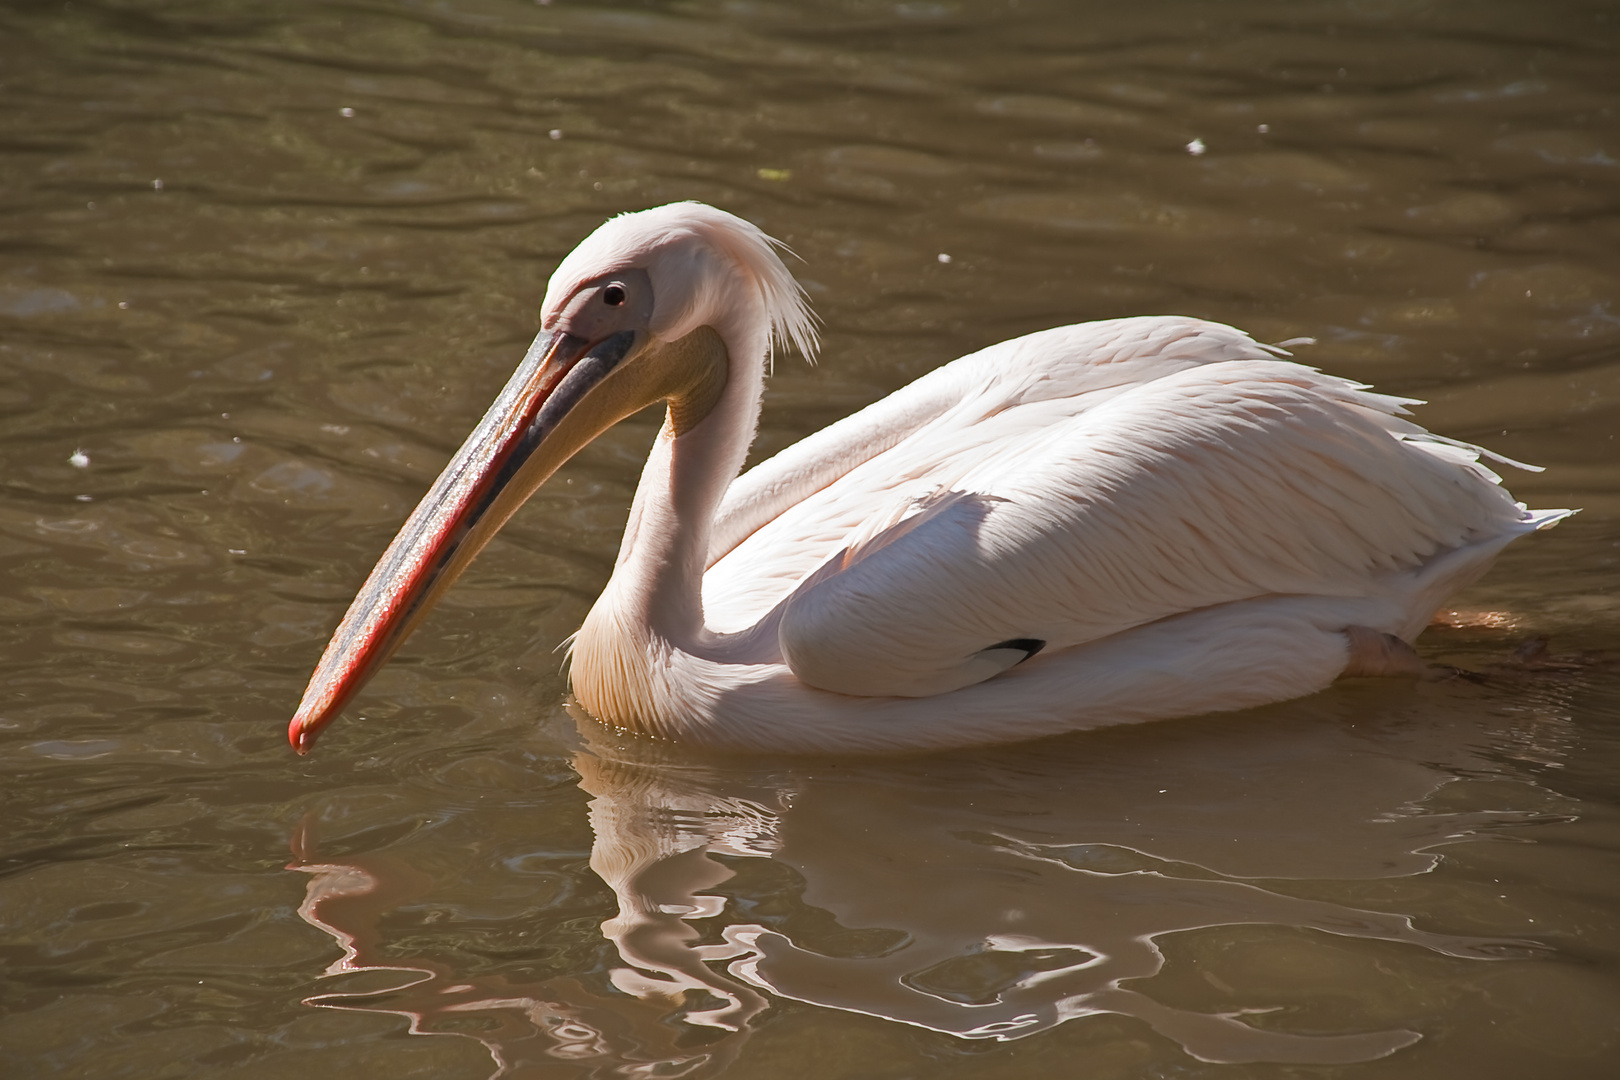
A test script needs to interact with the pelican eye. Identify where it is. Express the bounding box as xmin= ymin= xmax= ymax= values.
xmin=602 ymin=283 xmax=627 ymax=306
